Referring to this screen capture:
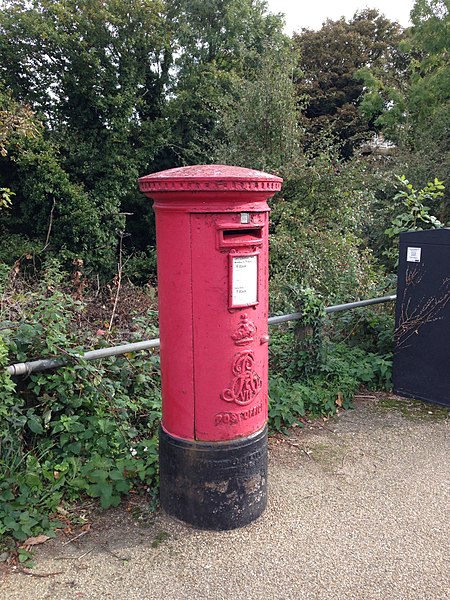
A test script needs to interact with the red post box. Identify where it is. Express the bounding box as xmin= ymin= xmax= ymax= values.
xmin=138 ymin=165 xmax=282 ymax=529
